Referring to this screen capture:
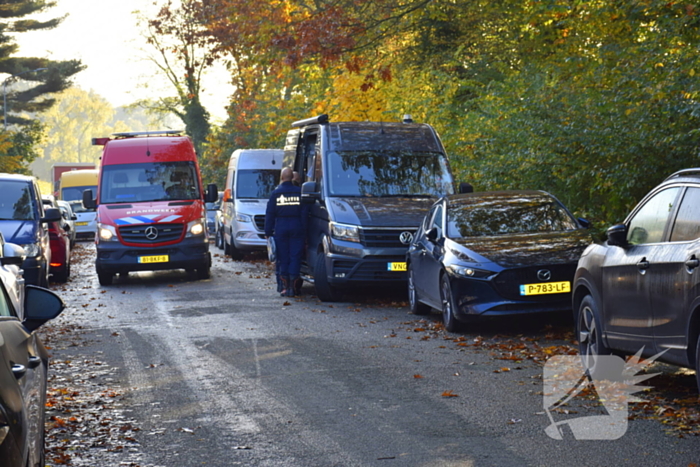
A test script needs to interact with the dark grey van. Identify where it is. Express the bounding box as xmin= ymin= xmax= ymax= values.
xmin=284 ymin=114 xmax=464 ymax=301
